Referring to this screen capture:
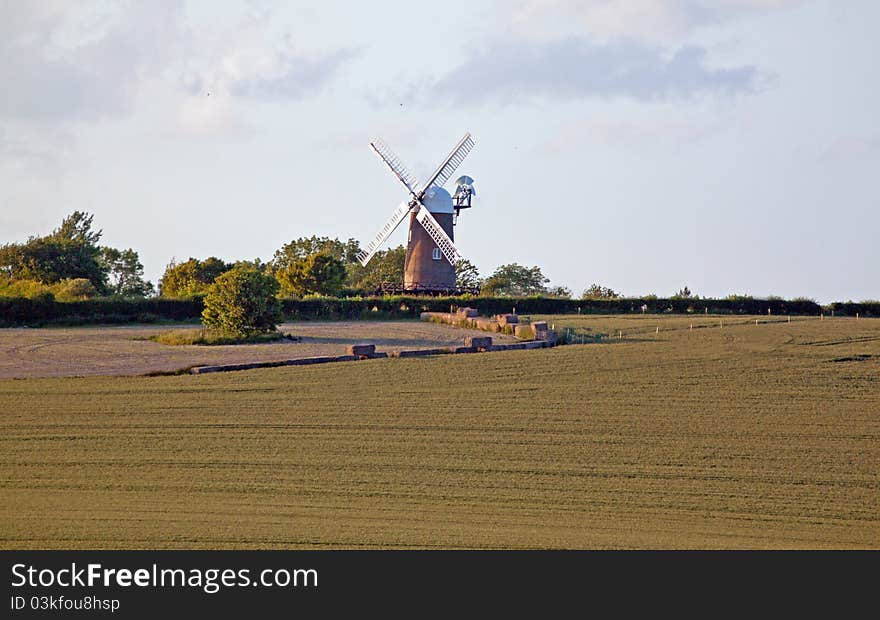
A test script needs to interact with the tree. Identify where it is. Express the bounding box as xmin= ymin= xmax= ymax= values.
xmin=202 ymin=267 xmax=282 ymax=337
xmin=454 ymin=259 xmax=481 ymax=290
xmin=582 ymin=284 xmax=620 ymax=300
xmin=546 ymin=285 xmax=572 ymax=298
xmin=673 ymin=286 xmax=693 ymax=299
xmin=272 ymin=236 xmax=361 ymax=273
xmin=480 ymin=264 xmax=549 ymax=296
xmin=0 ymin=211 xmax=107 ymax=291
xmin=101 ymin=247 xmax=154 ymax=297
xmin=271 ymin=236 xmax=410 ymax=292
xmin=159 ymin=257 xmax=231 ymax=297
xmin=345 ymin=245 xmax=405 ymax=291
xmin=50 ymin=211 xmax=102 ymax=246
xmin=276 ymin=252 xmax=347 ymax=297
